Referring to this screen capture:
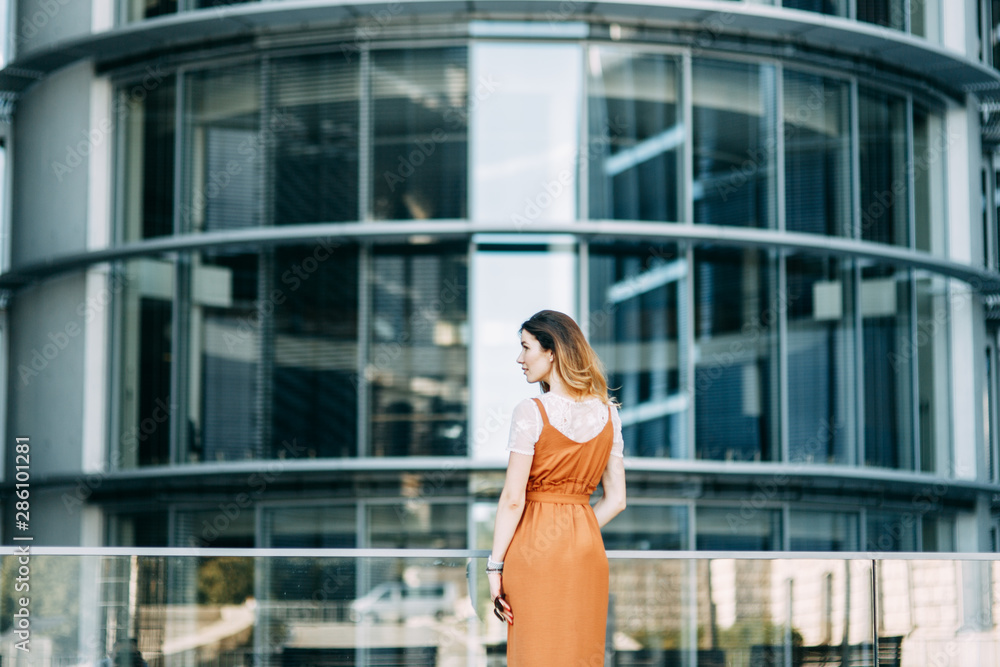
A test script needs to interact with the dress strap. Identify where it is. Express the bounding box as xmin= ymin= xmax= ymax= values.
xmin=532 ymin=397 xmax=551 ymax=426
